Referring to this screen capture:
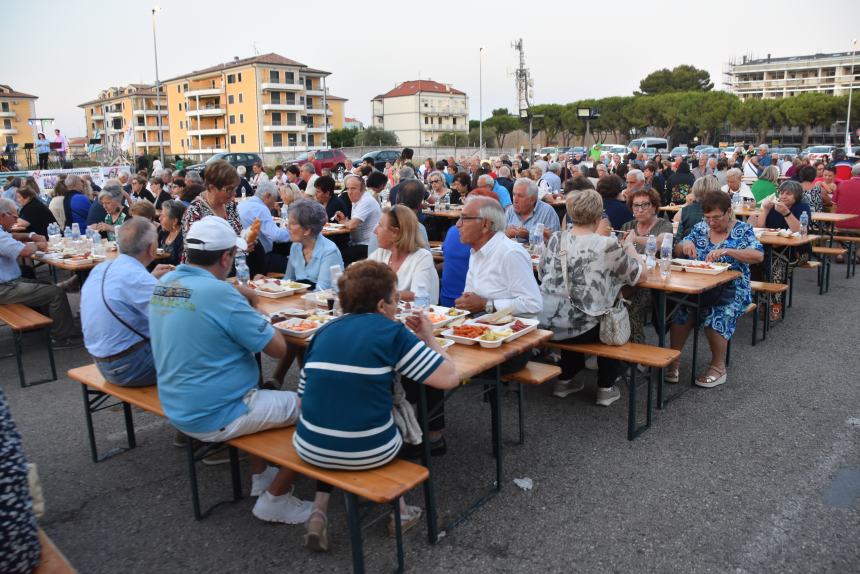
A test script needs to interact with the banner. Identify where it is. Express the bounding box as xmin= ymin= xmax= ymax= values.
xmin=3 ymin=166 xmax=133 ymax=190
